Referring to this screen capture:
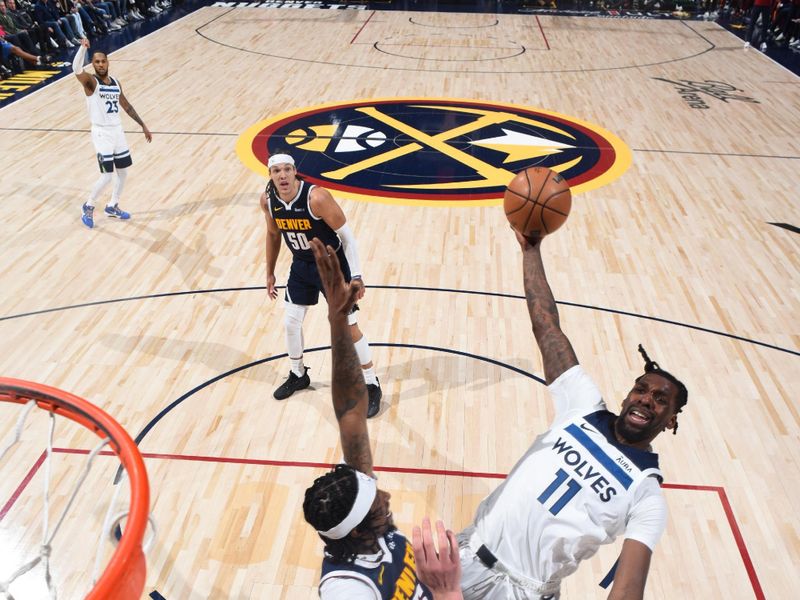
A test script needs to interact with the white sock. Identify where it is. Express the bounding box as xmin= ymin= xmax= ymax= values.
xmin=89 ymin=172 xmax=113 ymax=205
xmin=110 ymin=167 xmax=127 ymax=206
xmin=290 ymin=357 xmax=305 ymax=378
xmin=353 ymin=336 xmax=377 ymax=384
xmin=362 ymin=365 xmax=377 ymax=386
xmin=284 ymin=303 xmax=308 ymax=373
